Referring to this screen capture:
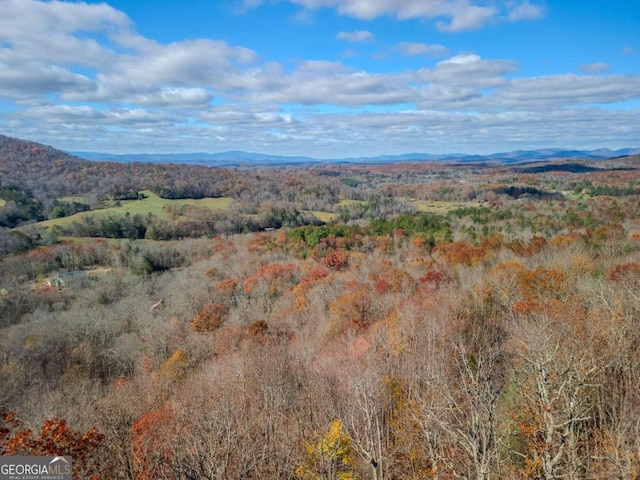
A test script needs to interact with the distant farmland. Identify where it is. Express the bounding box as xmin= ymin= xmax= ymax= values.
xmin=35 ymin=190 xmax=233 ymax=229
